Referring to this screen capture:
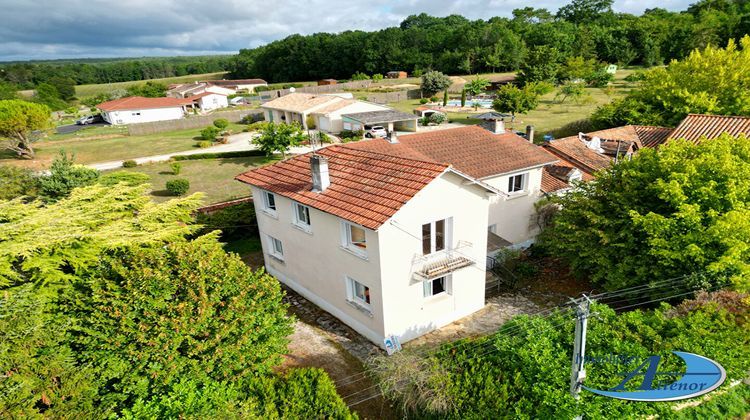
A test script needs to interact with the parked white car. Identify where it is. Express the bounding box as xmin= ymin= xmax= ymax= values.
xmin=366 ymin=125 xmax=387 ymax=138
